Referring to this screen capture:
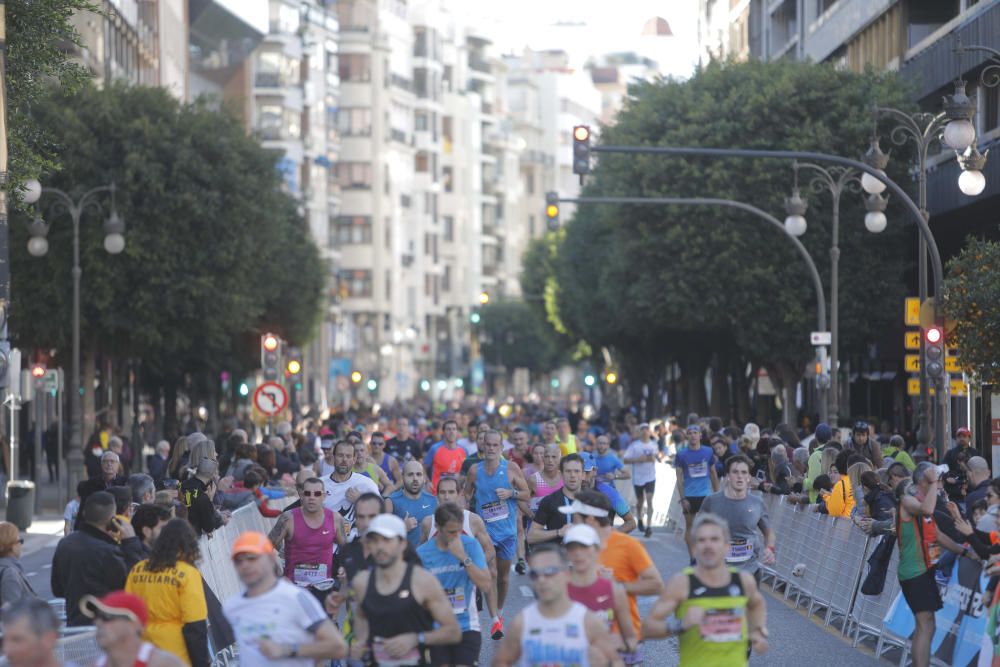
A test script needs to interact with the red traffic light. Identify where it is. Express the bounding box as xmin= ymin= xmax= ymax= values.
xmin=573 ymin=125 xmax=590 ymax=142
xmin=262 ymin=334 xmax=279 ymax=352
xmin=30 ymin=364 xmax=45 ymax=378
xmin=925 ymin=327 xmax=943 ymax=344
